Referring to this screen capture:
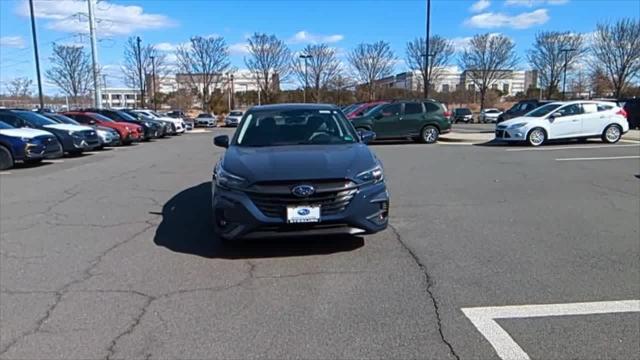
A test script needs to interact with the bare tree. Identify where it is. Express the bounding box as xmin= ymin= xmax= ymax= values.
xmin=459 ymin=33 xmax=518 ymax=110
xmin=406 ymin=35 xmax=454 ymax=96
xmin=176 ymin=36 xmax=231 ymax=110
xmin=45 ymin=43 xmax=93 ymax=103
xmin=570 ymin=70 xmax=589 ymax=99
xmin=527 ymin=31 xmax=586 ymax=99
xmin=292 ymin=44 xmax=341 ymax=103
xmin=348 ymin=41 xmax=396 ymax=101
xmin=590 ymin=18 xmax=640 ymax=98
xmin=590 ymin=67 xmax=613 ymax=97
xmin=5 ymin=77 xmax=33 ymax=98
xmin=122 ymin=37 xmax=169 ymax=107
xmin=245 ymin=33 xmax=291 ymax=104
